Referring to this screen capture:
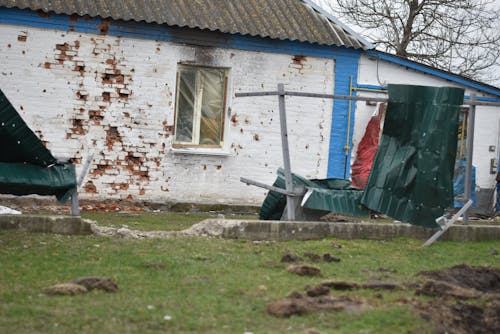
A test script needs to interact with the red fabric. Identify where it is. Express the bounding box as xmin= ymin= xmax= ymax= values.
xmin=351 ymin=104 xmax=386 ymax=189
